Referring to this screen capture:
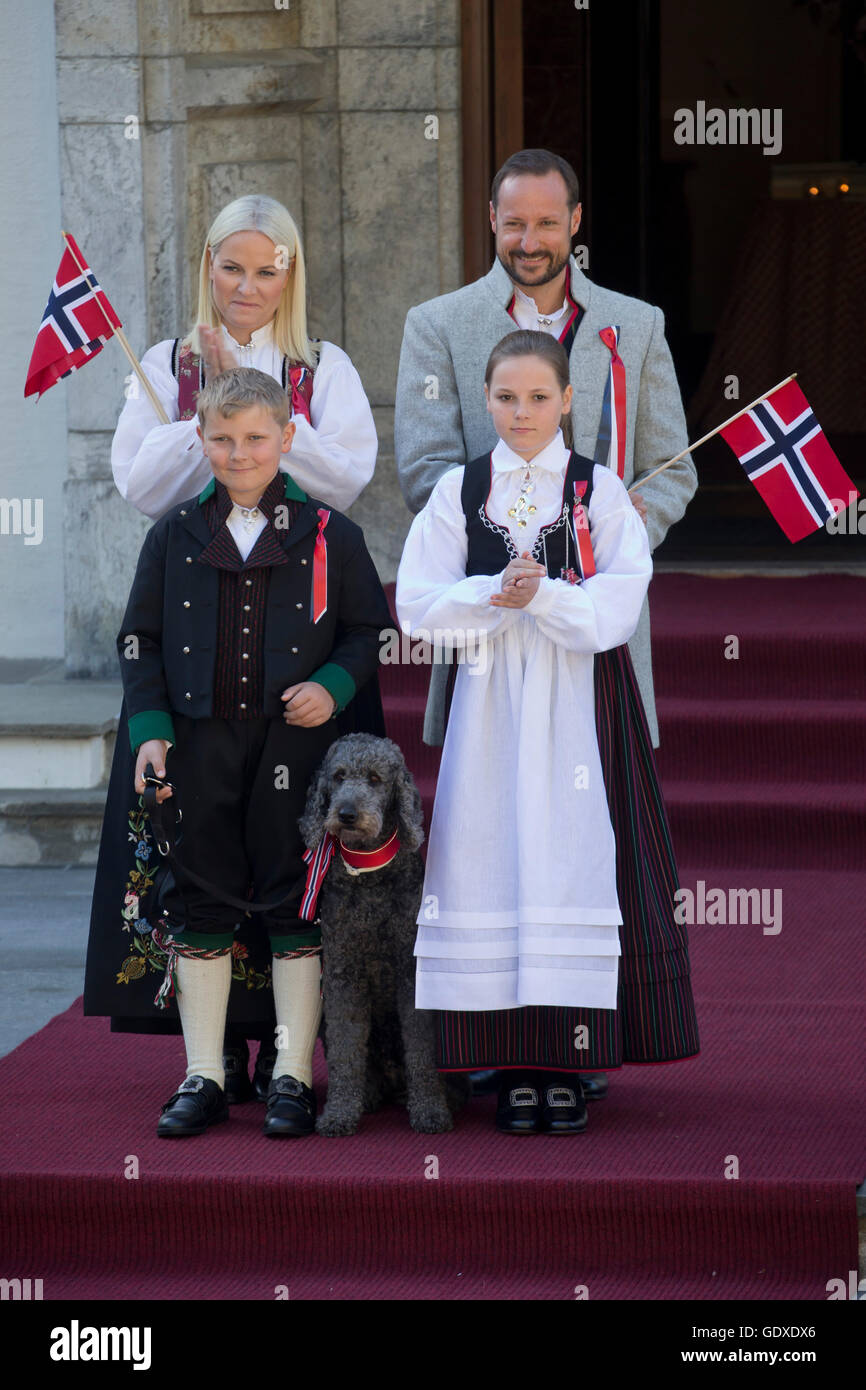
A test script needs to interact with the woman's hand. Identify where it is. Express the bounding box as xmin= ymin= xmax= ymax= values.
xmin=134 ymin=740 xmax=173 ymax=801
xmin=630 ymin=490 xmax=648 ymax=525
xmin=281 ymin=682 xmax=337 ymax=727
xmin=198 ymin=324 xmax=239 ymax=378
xmin=490 ymin=553 xmax=547 ymax=609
